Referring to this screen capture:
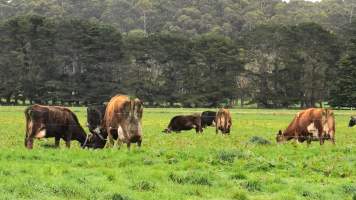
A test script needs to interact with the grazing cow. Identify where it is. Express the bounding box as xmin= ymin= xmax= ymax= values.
xmin=276 ymin=108 xmax=335 ymax=145
xmin=349 ymin=116 xmax=356 ymax=127
xmin=103 ymin=95 xmax=143 ymax=149
xmin=163 ymin=115 xmax=203 ymax=133
xmin=87 ymin=105 xmax=106 ymax=134
xmin=85 ymin=105 xmax=108 ymax=149
xmin=24 ymin=104 xmax=89 ymax=149
xmin=215 ymin=108 xmax=232 ymax=134
xmin=201 ymin=111 xmax=216 ymax=128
